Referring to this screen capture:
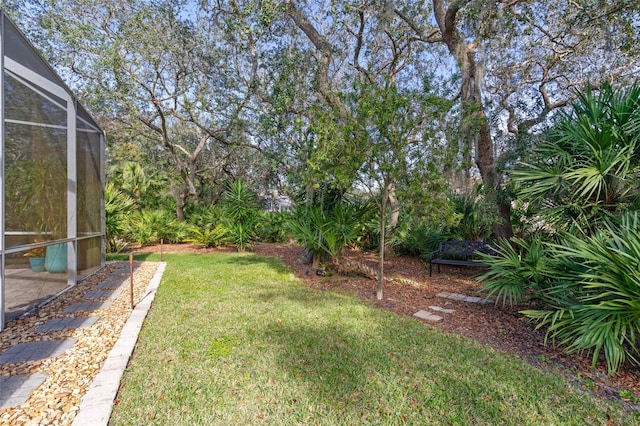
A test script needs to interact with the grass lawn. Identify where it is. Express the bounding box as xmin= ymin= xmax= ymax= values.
xmin=109 ymin=252 xmax=639 ymax=425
